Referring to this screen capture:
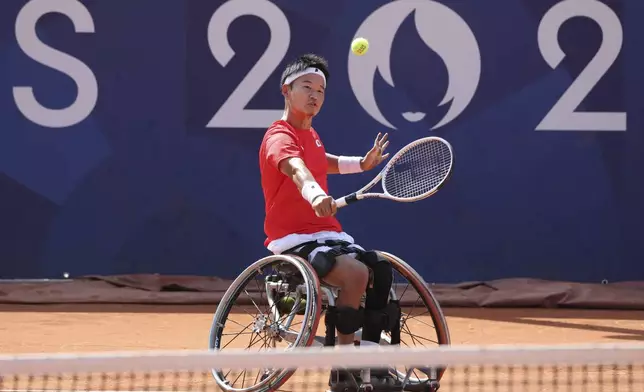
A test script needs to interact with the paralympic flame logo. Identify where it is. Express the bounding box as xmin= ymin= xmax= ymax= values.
xmin=348 ymin=0 xmax=481 ymax=131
